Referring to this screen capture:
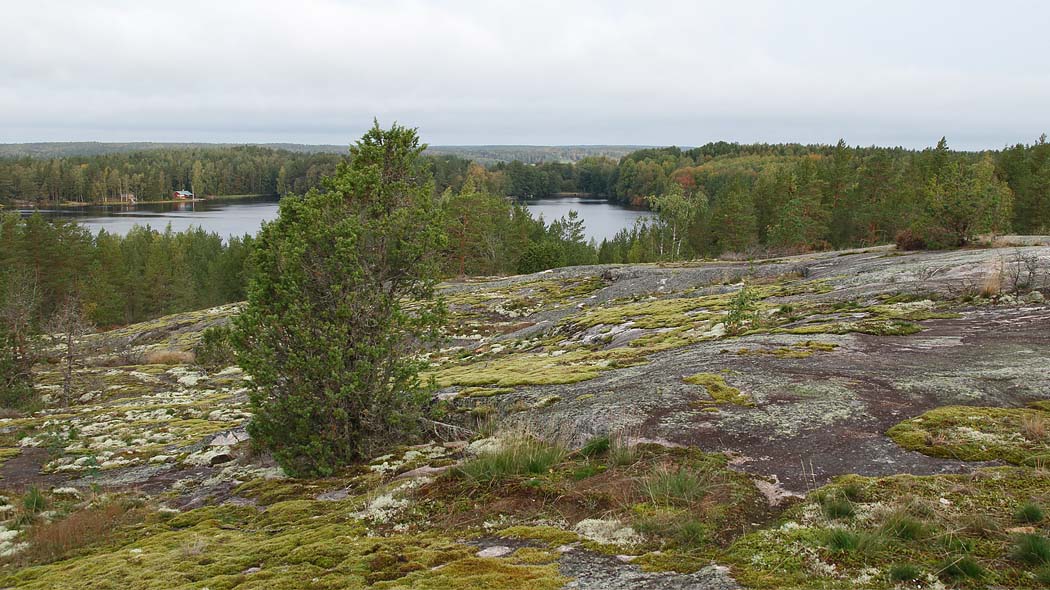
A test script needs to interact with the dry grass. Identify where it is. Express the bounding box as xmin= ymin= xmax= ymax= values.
xmin=979 ymin=262 xmax=1003 ymax=298
xmin=144 ymin=349 xmax=195 ymax=365
xmin=1023 ymin=414 xmax=1047 ymax=442
xmin=12 ymin=500 xmax=148 ymax=566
